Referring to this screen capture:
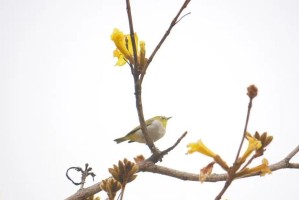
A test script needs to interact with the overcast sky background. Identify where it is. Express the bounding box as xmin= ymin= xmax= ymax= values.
xmin=1 ymin=0 xmax=299 ymax=199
